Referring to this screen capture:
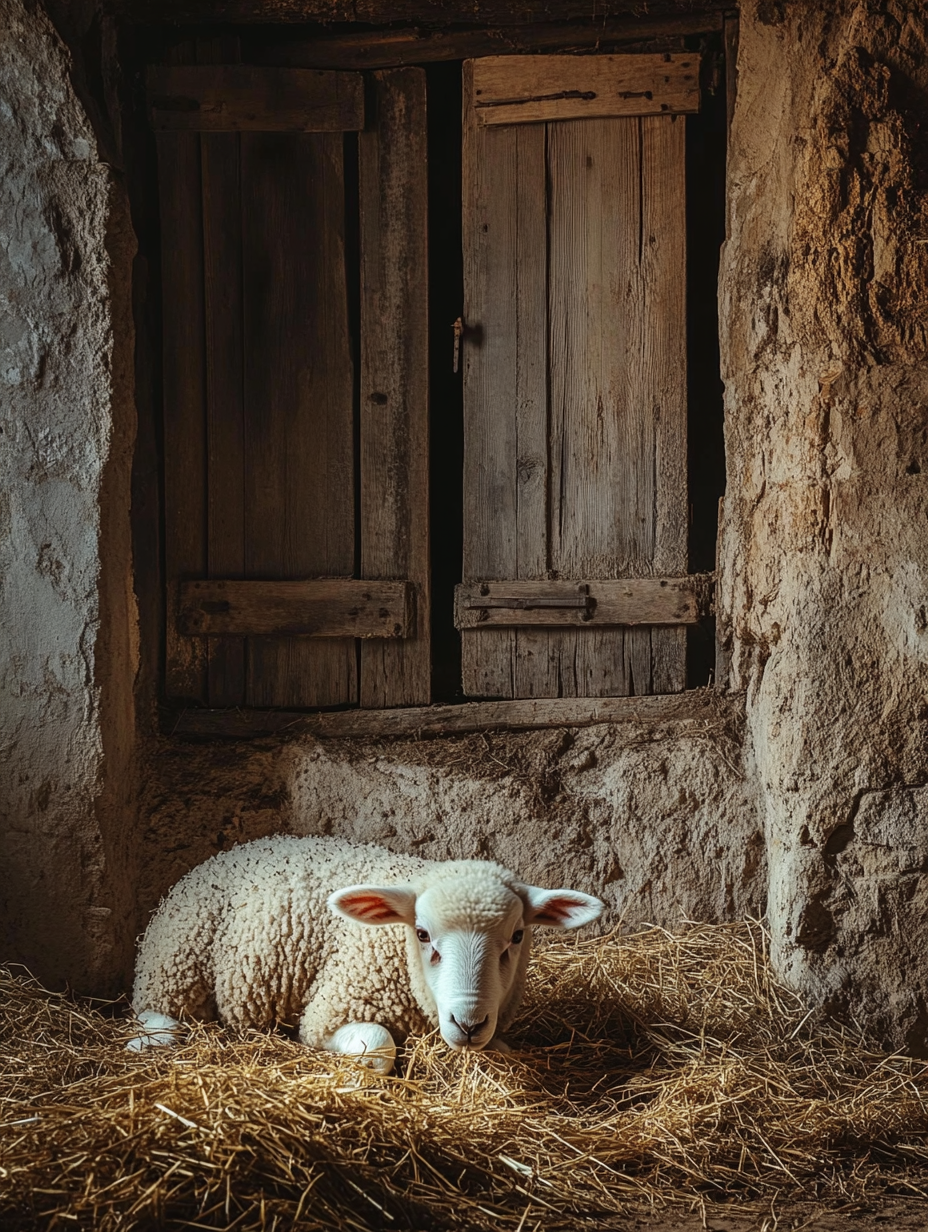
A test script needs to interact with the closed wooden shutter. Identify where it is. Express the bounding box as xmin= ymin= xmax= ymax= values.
xmin=152 ymin=55 xmax=429 ymax=710
xmin=458 ymin=54 xmax=702 ymax=699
